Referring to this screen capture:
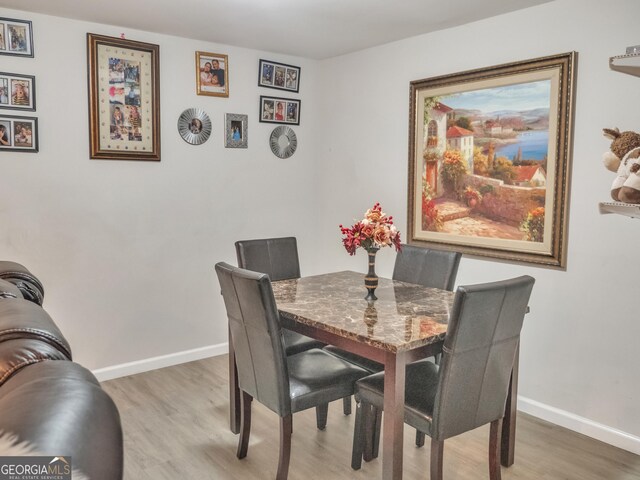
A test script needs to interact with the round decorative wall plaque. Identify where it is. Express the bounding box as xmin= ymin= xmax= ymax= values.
xmin=269 ymin=126 xmax=297 ymax=158
xmin=177 ymin=108 xmax=212 ymax=145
